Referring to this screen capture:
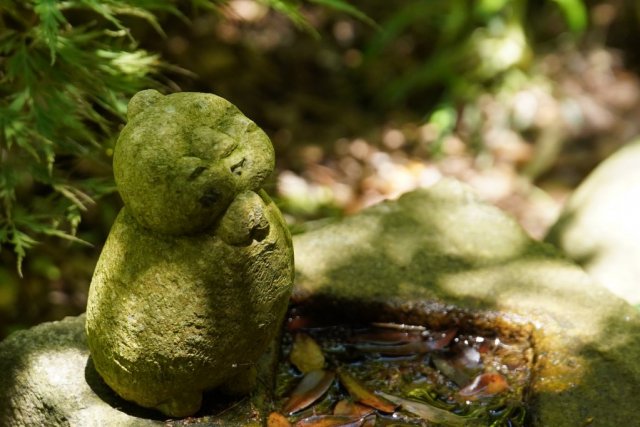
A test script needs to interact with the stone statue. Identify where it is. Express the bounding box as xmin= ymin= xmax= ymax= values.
xmin=85 ymin=90 xmax=294 ymax=417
